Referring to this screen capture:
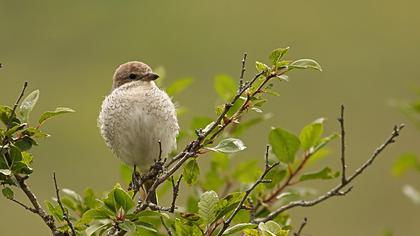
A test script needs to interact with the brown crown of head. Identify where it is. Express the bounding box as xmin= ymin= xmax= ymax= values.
xmin=112 ymin=61 xmax=159 ymax=90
